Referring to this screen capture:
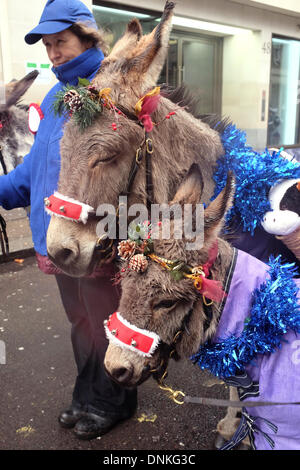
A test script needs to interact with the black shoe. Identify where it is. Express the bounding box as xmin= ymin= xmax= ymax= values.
xmin=58 ymin=403 xmax=86 ymax=429
xmin=73 ymin=409 xmax=134 ymax=440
